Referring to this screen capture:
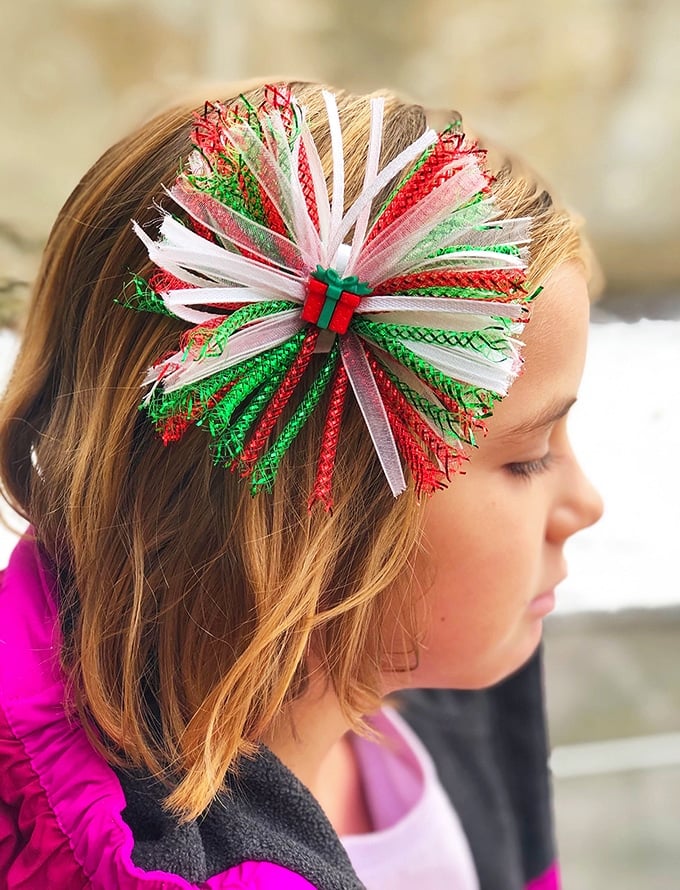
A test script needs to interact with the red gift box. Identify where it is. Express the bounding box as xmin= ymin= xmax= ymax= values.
xmin=301 ymin=267 xmax=371 ymax=335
